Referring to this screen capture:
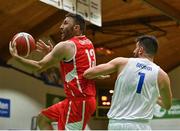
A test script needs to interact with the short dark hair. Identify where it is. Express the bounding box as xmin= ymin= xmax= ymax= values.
xmin=65 ymin=13 xmax=86 ymax=34
xmin=136 ymin=35 xmax=158 ymax=55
